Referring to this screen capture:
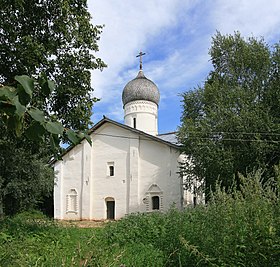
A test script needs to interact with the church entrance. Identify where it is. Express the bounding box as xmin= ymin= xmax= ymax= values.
xmin=106 ymin=200 xmax=115 ymax=220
